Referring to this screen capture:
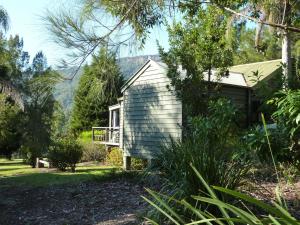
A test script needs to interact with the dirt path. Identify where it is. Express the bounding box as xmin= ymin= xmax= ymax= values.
xmin=0 ymin=179 xmax=147 ymax=225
